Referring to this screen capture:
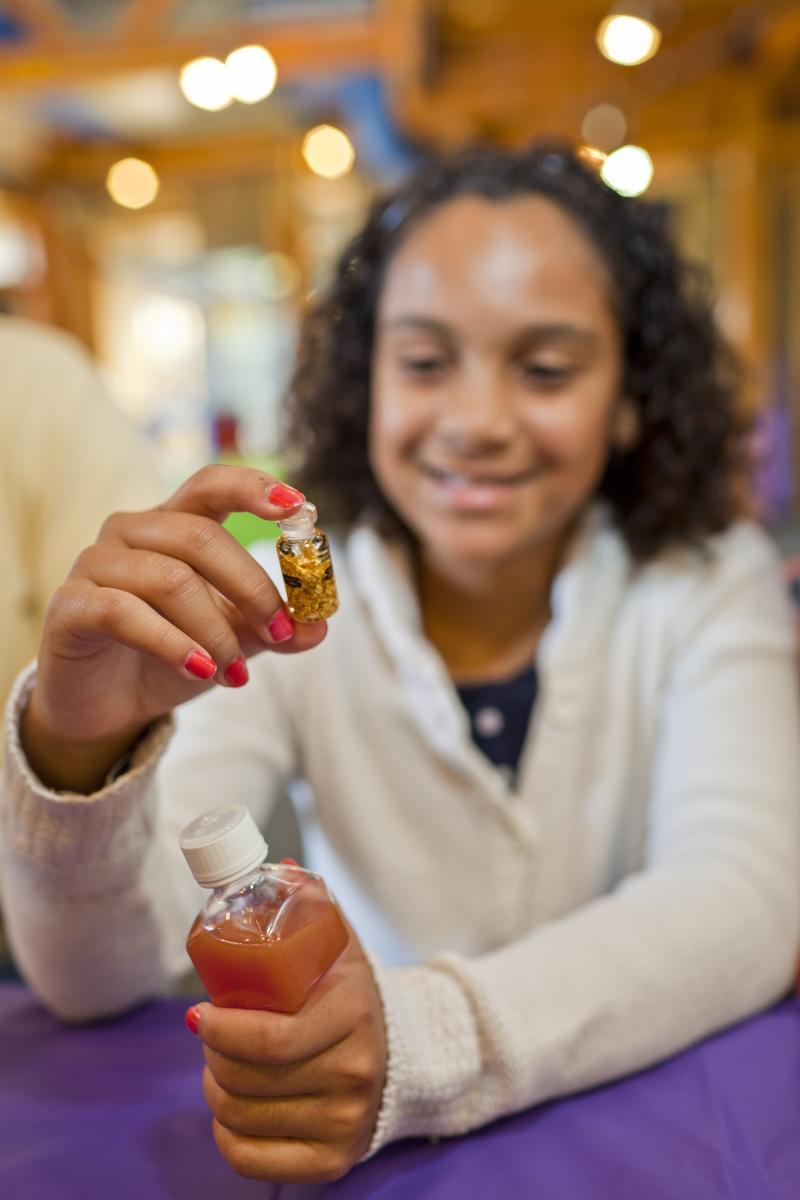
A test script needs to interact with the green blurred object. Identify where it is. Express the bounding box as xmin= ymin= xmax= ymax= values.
xmin=218 ymin=452 xmax=287 ymax=548
xmin=225 ymin=509 xmax=278 ymax=548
